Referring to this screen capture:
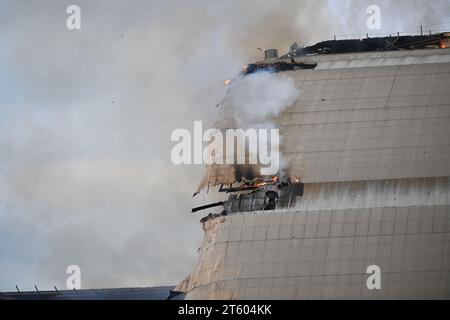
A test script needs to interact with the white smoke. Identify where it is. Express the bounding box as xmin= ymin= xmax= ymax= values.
xmin=214 ymin=71 xmax=299 ymax=178
xmin=227 ymin=72 xmax=299 ymax=129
